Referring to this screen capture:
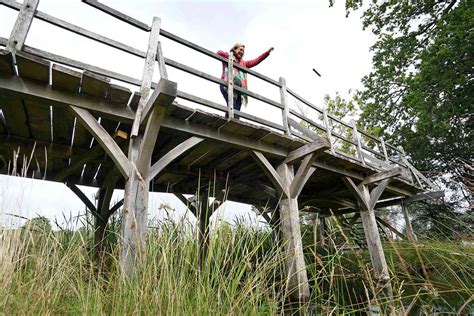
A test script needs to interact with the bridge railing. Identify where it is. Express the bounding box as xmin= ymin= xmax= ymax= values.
xmin=0 ymin=0 xmax=435 ymax=189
